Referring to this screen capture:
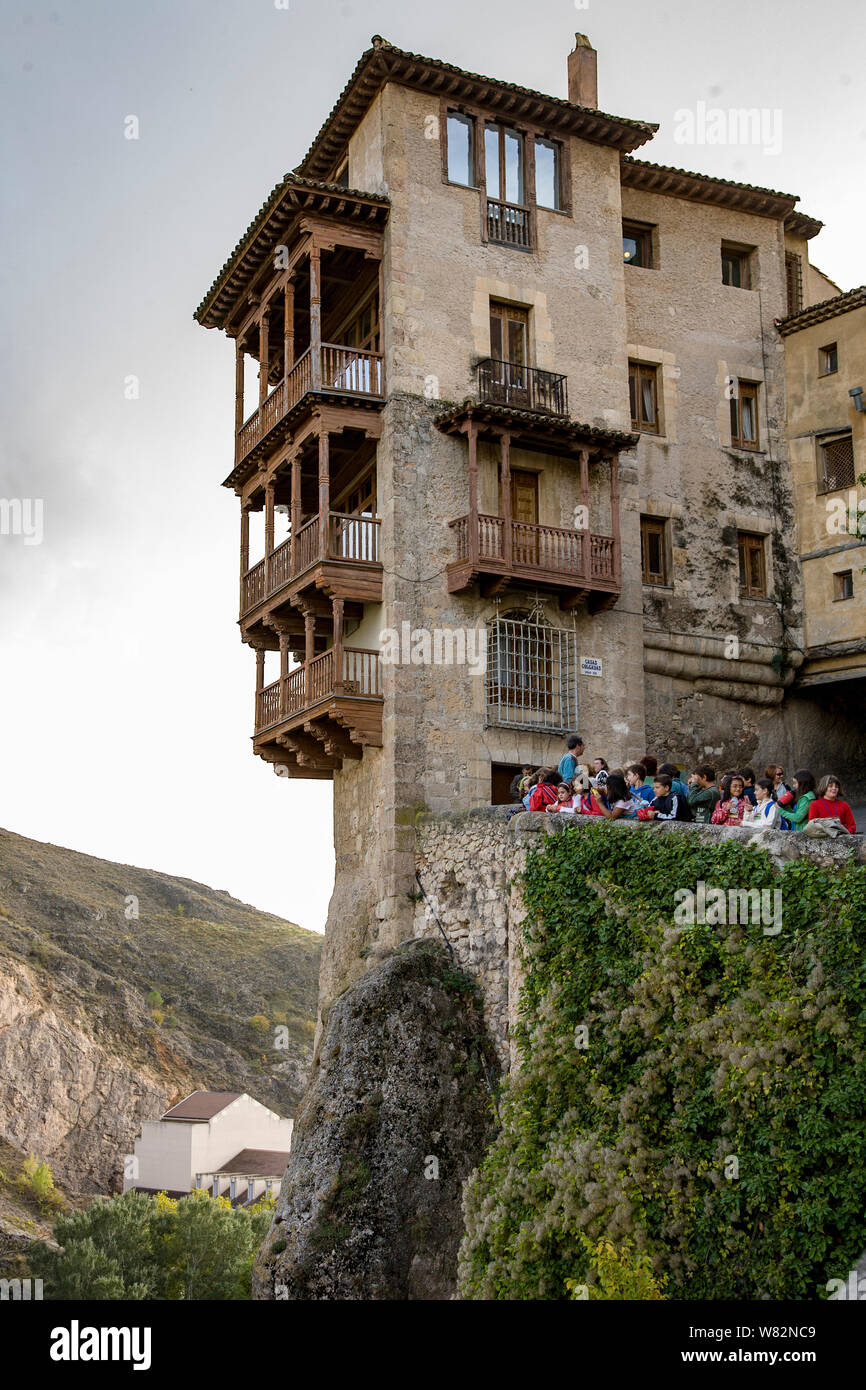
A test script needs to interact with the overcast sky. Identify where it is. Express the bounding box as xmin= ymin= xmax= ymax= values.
xmin=1 ymin=0 xmax=863 ymax=933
